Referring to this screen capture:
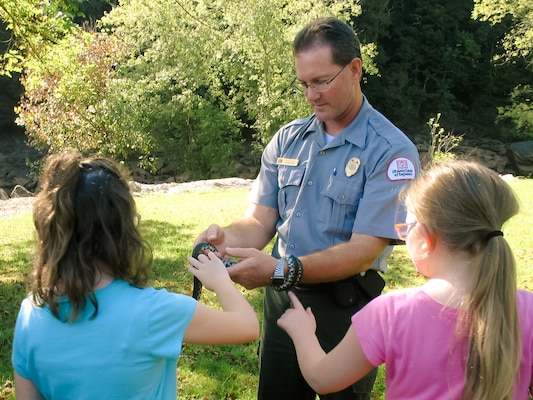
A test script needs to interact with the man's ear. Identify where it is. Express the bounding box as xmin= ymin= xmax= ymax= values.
xmin=349 ymin=57 xmax=363 ymax=80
